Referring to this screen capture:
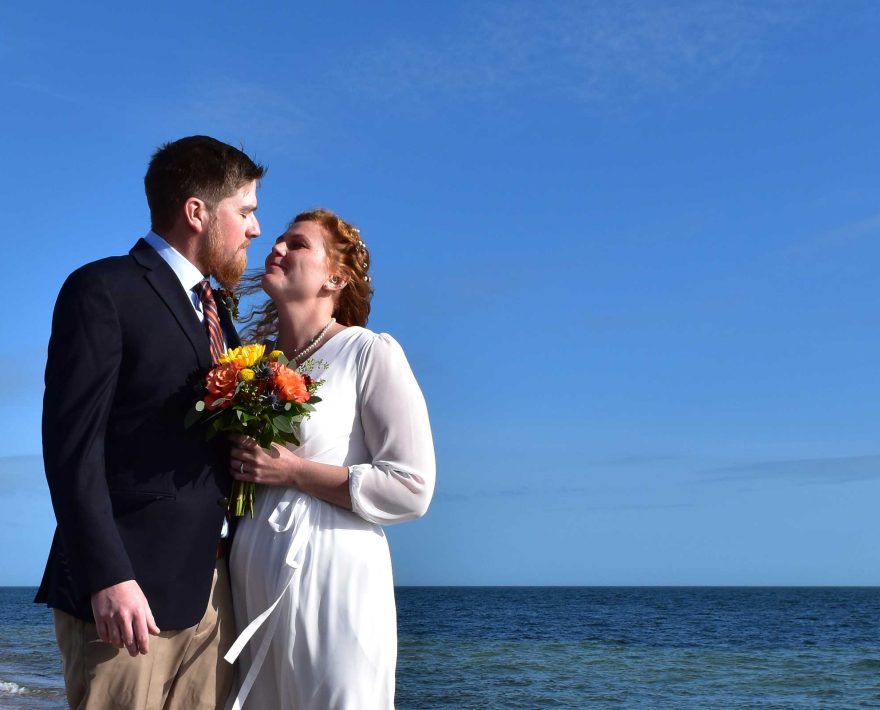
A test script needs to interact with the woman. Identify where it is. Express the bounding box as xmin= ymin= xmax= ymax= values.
xmin=224 ymin=209 xmax=435 ymax=709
